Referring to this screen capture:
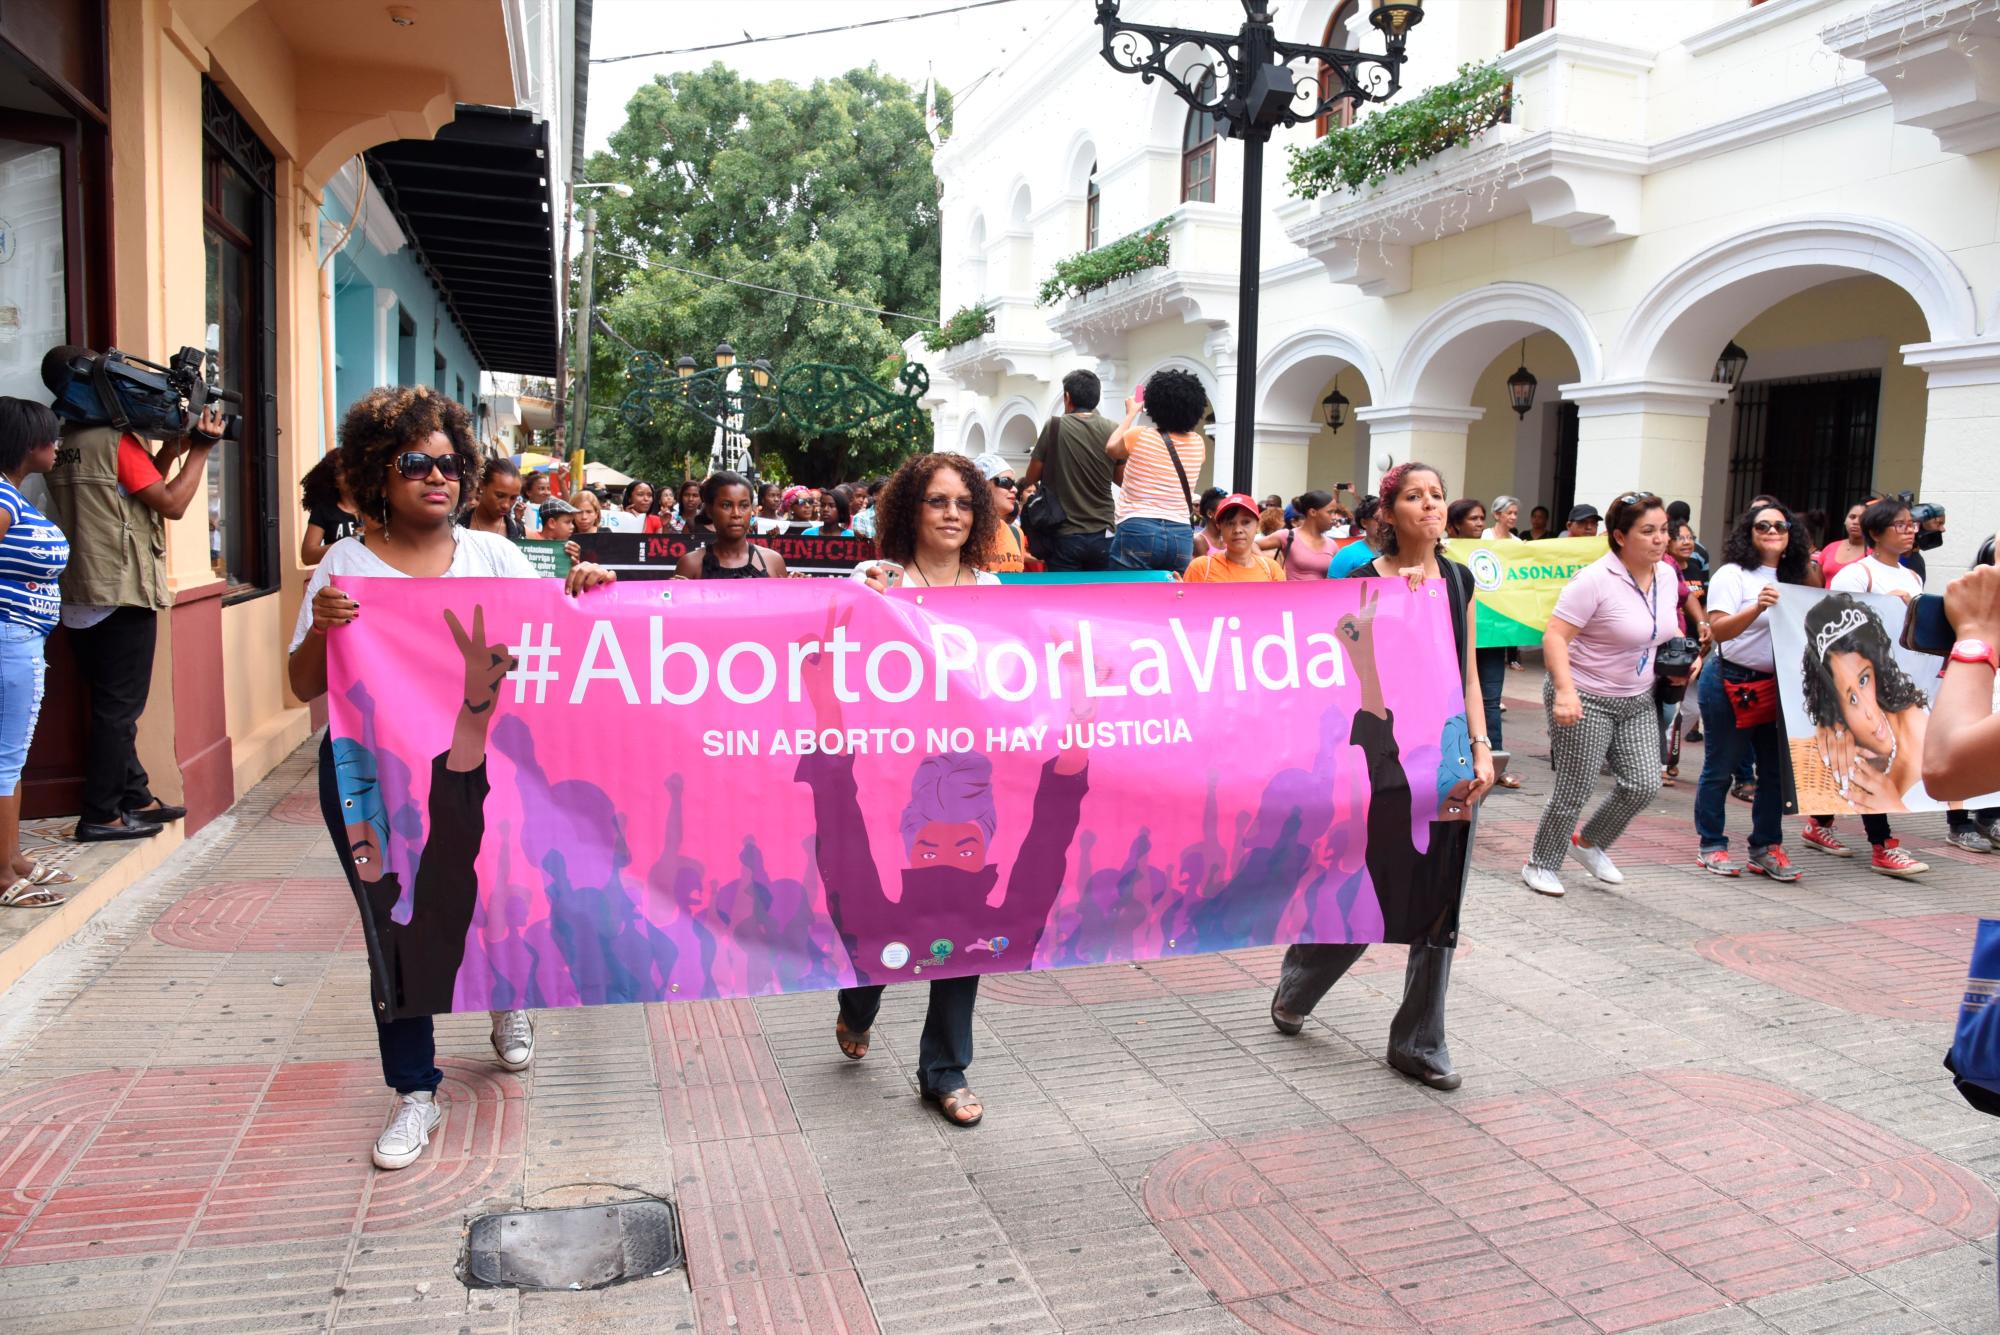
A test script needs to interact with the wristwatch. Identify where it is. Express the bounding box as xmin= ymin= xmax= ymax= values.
xmin=1469 ymin=735 xmax=1493 ymax=749
xmin=1948 ymin=639 xmax=2000 ymax=669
